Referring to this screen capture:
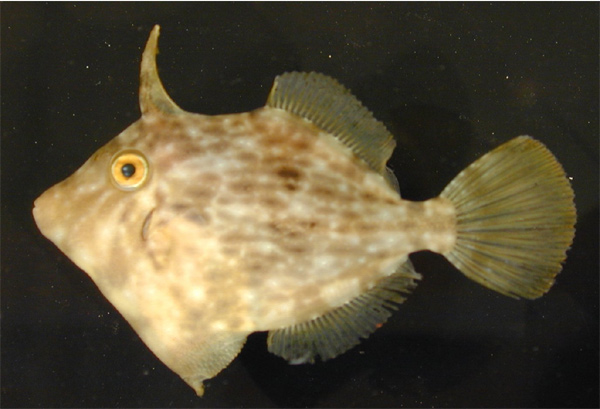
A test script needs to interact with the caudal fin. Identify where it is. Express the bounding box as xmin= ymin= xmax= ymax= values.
xmin=439 ymin=136 xmax=576 ymax=299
